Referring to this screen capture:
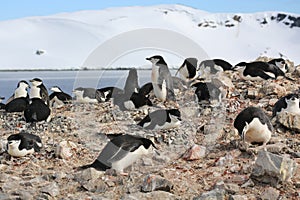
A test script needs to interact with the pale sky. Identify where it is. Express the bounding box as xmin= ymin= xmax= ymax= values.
xmin=1 ymin=0 xmax=299 ymax=21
